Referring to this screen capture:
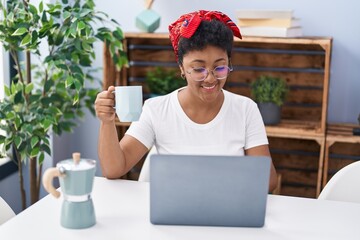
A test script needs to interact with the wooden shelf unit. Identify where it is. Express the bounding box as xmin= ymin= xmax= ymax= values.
xmin=103 ymin=33 xmax=333 ymax=198
xmin=322 ymin=123 xmax=360 ymax=188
